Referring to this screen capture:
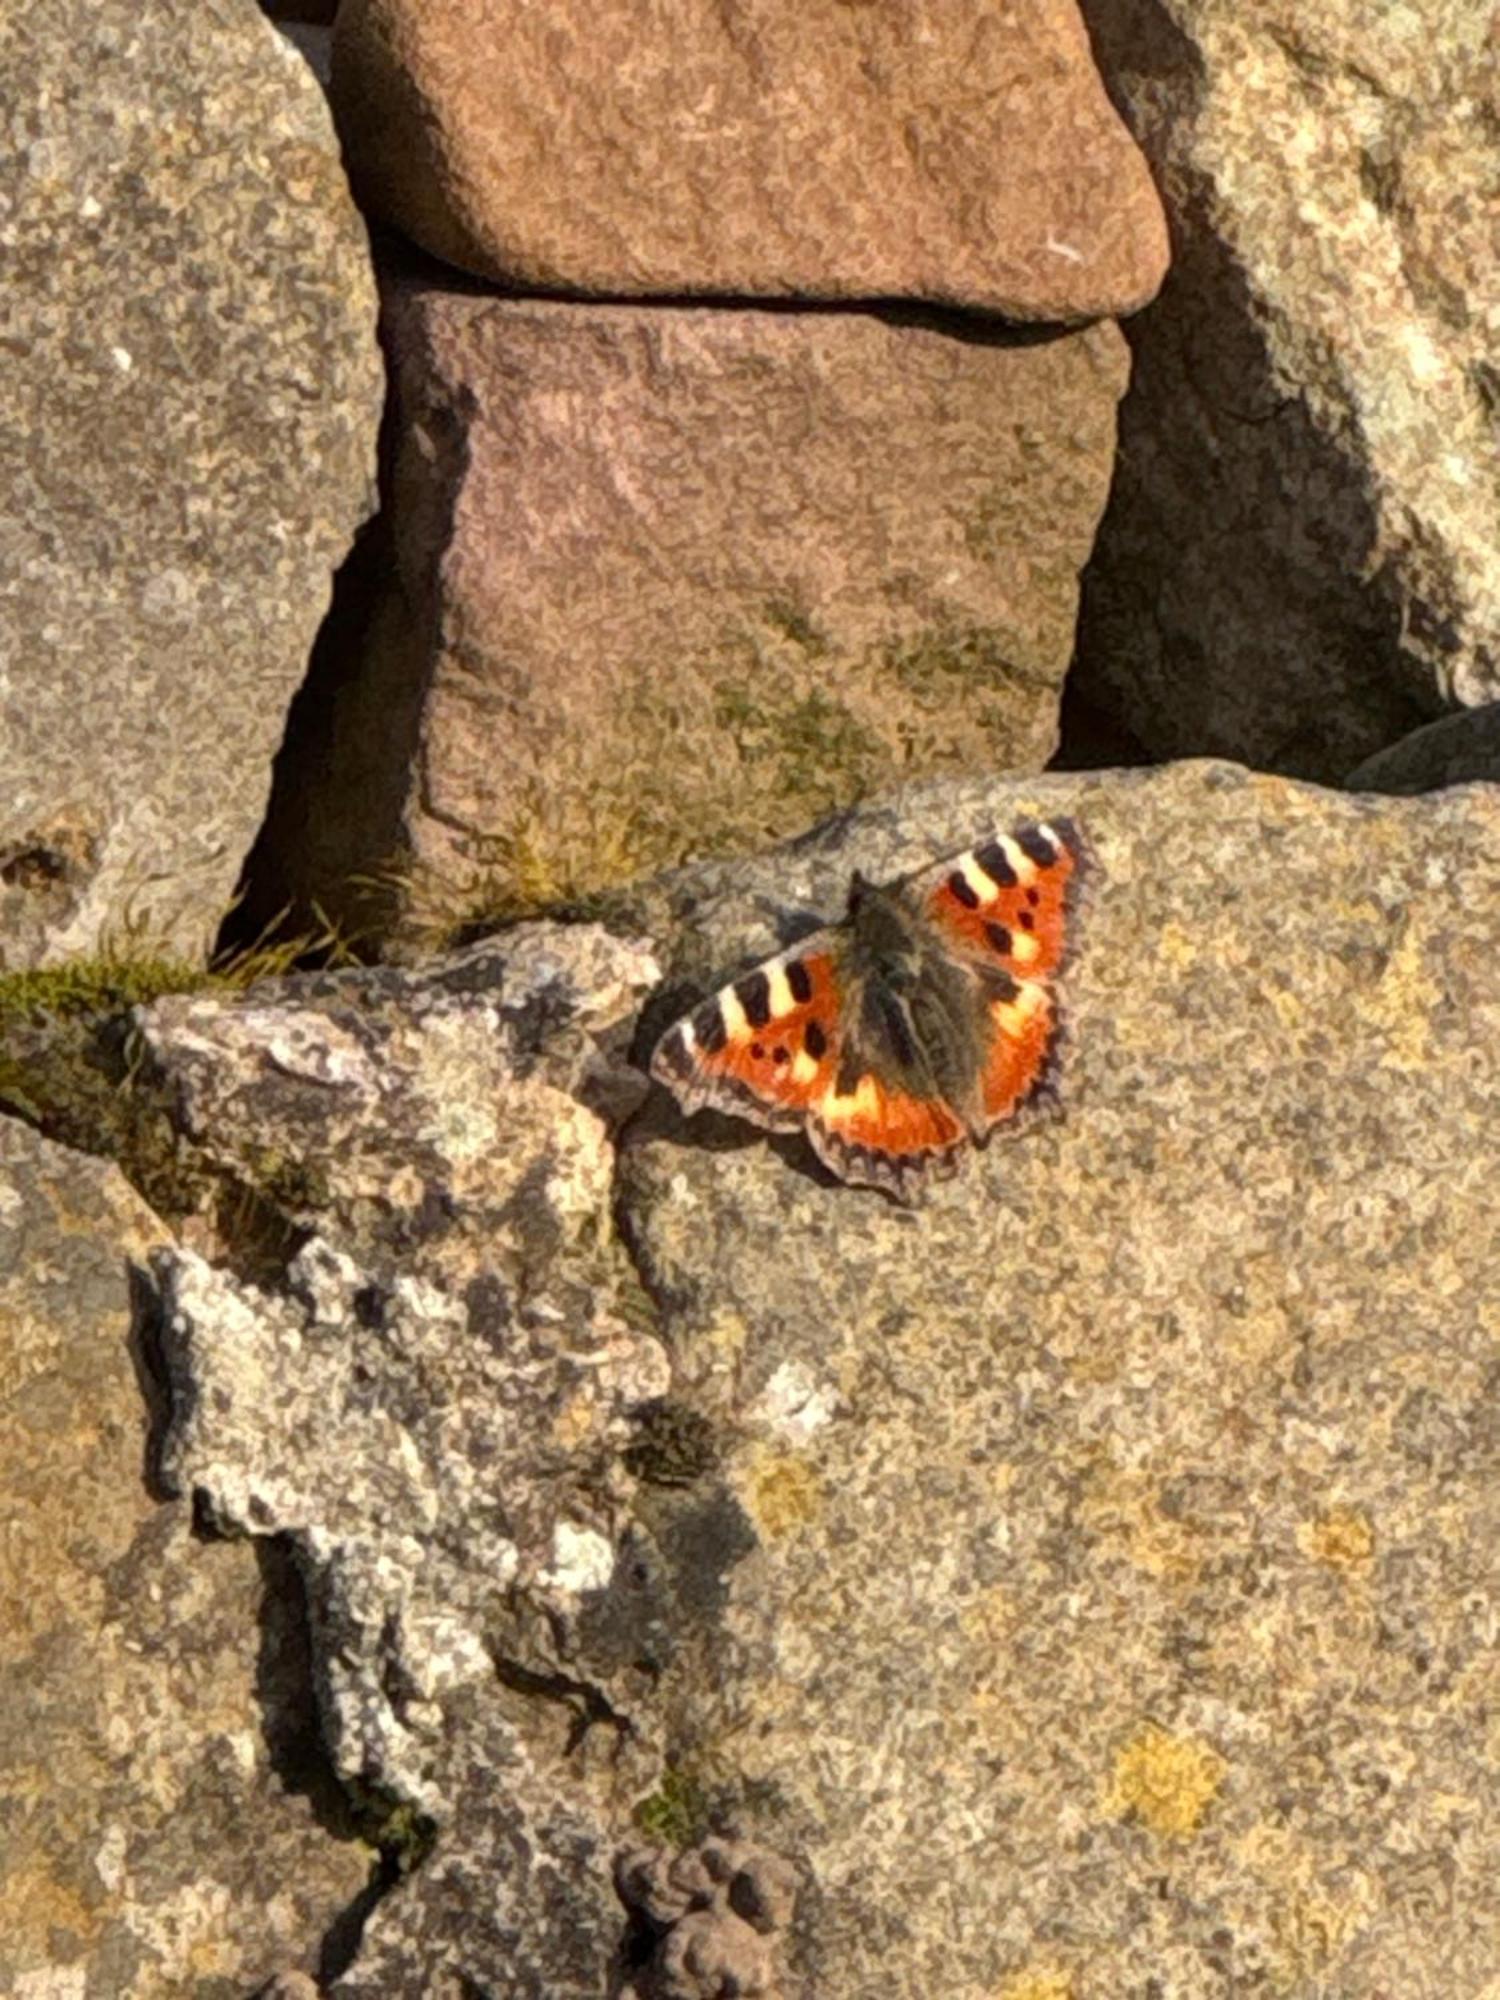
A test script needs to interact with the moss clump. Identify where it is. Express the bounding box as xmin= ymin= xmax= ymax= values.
xmin=634 ymin=1767 xmax=711 ymax=1850
xmin=342 ymin=1779 xmax=438 ymax=1877
xmin=0 ymin=922 xmax=354 ymax=1226
xmin=622 ymin=1399 xmax=719 ymax=1489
